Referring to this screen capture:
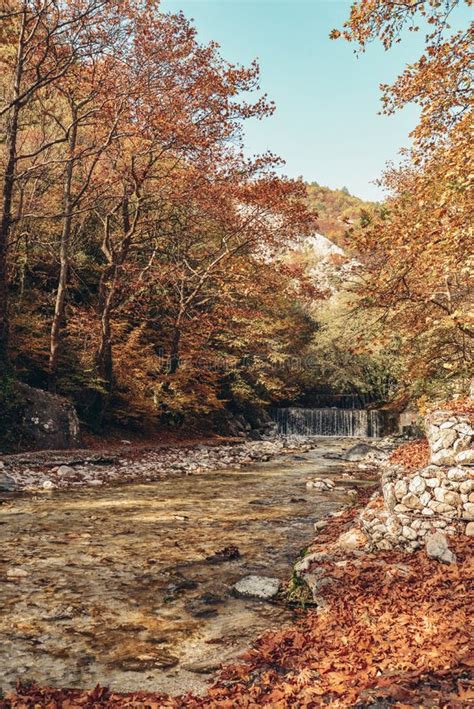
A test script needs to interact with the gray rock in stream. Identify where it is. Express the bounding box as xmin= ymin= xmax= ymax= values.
xmin=0 ymin=471 xmax=18 ymax=492
xmin=231 ymin=575 xmax=280 ymax=600
xmin=342 ymin=443 xmax=376 ymax=462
